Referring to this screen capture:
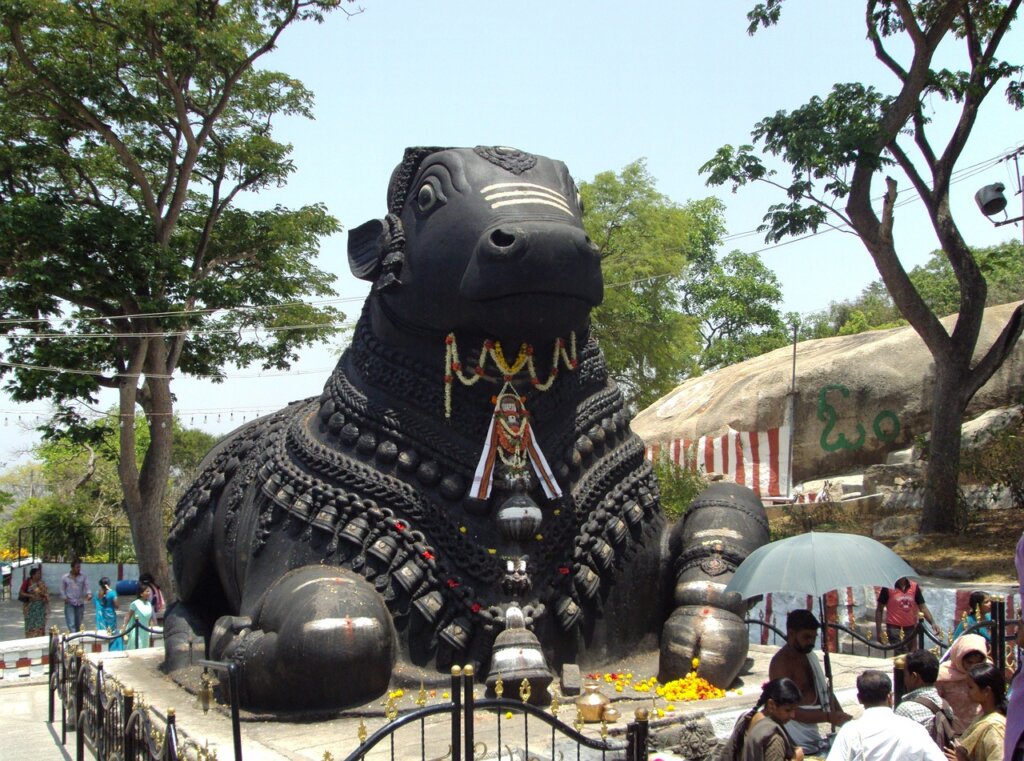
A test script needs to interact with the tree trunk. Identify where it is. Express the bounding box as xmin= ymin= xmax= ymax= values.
xmin=919 ymin=365 xmax=967 ymax=533
xmin=117 ymin=341 xmax=175 ymax=600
